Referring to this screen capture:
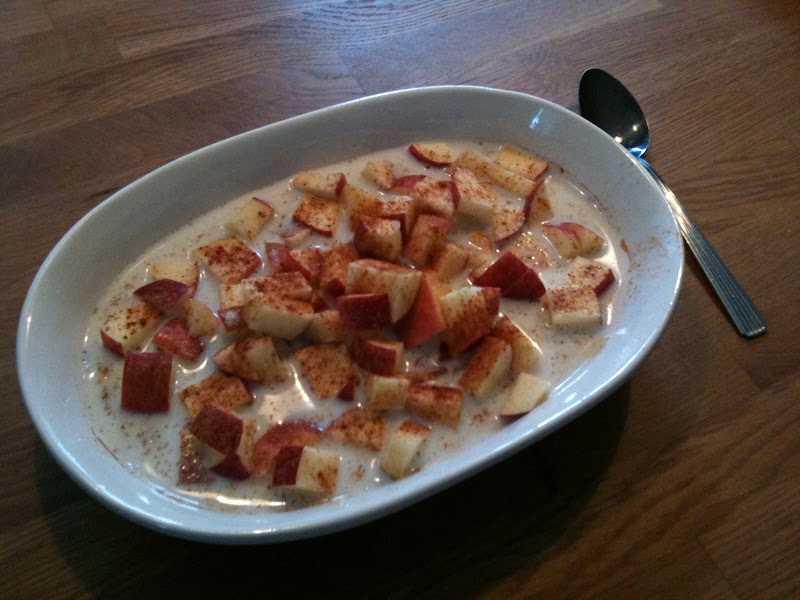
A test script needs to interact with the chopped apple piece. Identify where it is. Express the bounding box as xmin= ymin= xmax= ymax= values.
xmin=354 ymin=216 xmax=402 ymax=262
xmin=134 ymin=278 xmax=193 ymax=312
xmin=213 ymin=335 xmax=287 ymax=386
xmin=265 ymin=242 xmax=291 ymax=274
xmin=353 ymin=338 xmax=403 ymax=375
xmin=396 ymin=273 xmax=447 ymax=349
xmin=524 ymin=182 xmax=552 ymax=223
xmin=282 ymin=247 xmax=324 ymax=285
xmin=380 ymin=420 xmax=431 ymax=479
xmin=455 ymin=149 xmax=538 ymax=197
xmin=218 ymin=306 xmax=246 ymax=333
xmin=271 ymin=446 xmax=339 ymax=495
xmin=567 ymin=257 xmax=615 ymax=296
xmin=429 ymin=243 xmax=468 ymax=282
xmin=189 ymin=405 xmax=243 ymax=455
xmin=291 ymin=172 xmax=346 ymax=199
xmin=100 ymin=301 xmax=161 ymax=356
xmin=408 ymin=143 xmax=452 ymax=166
xmin=409 ymin=178 xmax=455 ymax=218
xmin=495 ymin=146 xmax=549 ymax=180
xmin=493 ymin=207 xmax=525 ymax=243
xmin=295 ymin=343 xmax=357 ymax=399
xmin=243 ymin=295 xmax=313 ymax=339
xmin=459 ymin=336 xmax=512 ymax=397
xmin=306 ymin=309 xmax=349 ymax=343
xmin=451 ymin=166 xmax=496 ymax=223
xmin=346 ymin=259 xmax=422 ymax=323
xmin=365 ymin=374 xmax=409 ymax=410
xmin=293 ymin=194 xmax=341 ymax=236
xmin=543 ymin=222 xmax=604 ymax=258
xmin=280 ymin=227 xmax=311 ymax=249
xmin=184 ymin=299 xmax=222 ymax=337
xmin=391 ymin=174 xmax=428 ymax=193
xmin=243 ymin=272 xmax=312 ymax=304
xmin=326 ymin=407 xmax=386 ymax=450
xmin=151 ymin=260 xmax=199 ymax=288
xmin=474 ymin=251 xmax=546 ymax=300
xmin=319 ymin=243 xmax=360 ymax=297
xmin=177 ymin=427 xmax=213 ymax=485
xmin=545 ymin=286 xmax=603 ymax=327
xmin=403 ymin=214 xmax=450 ymax=267
xmin=374 ymin=195 xmax=419 ymax=239
xmin=228 ymin=197 xmax=275 ymax=240
xmin=194 ymin=238 xmax=261 ymax=284
xmin=362 ymin=160 xmax=395 ymax=190
xmin=407 ymin=384 xmax=463 ymax=429
xmin=492 ymin=316 xmax=539 ymax=374
xmin=439 ymin=285 xmax=500 ymax=357
xmin=219 ymin=283 xmax=244 ymax=309
xmin=121 ymin=351 xmax=172 ymax=413
xmin=252 ymin=422 xmax=323 ymax=474
xmin=337 ymin=293 xmax=392 ymax=331
xmin=178 ymin=371 xmax=252 ymax=418
xmin=341 ymin=184 xmax=382 ymax=230
xmin=499 ymin=372 xmax=550 ymax=417
xmin=153 ymin=319 xmax=203 ymax=361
